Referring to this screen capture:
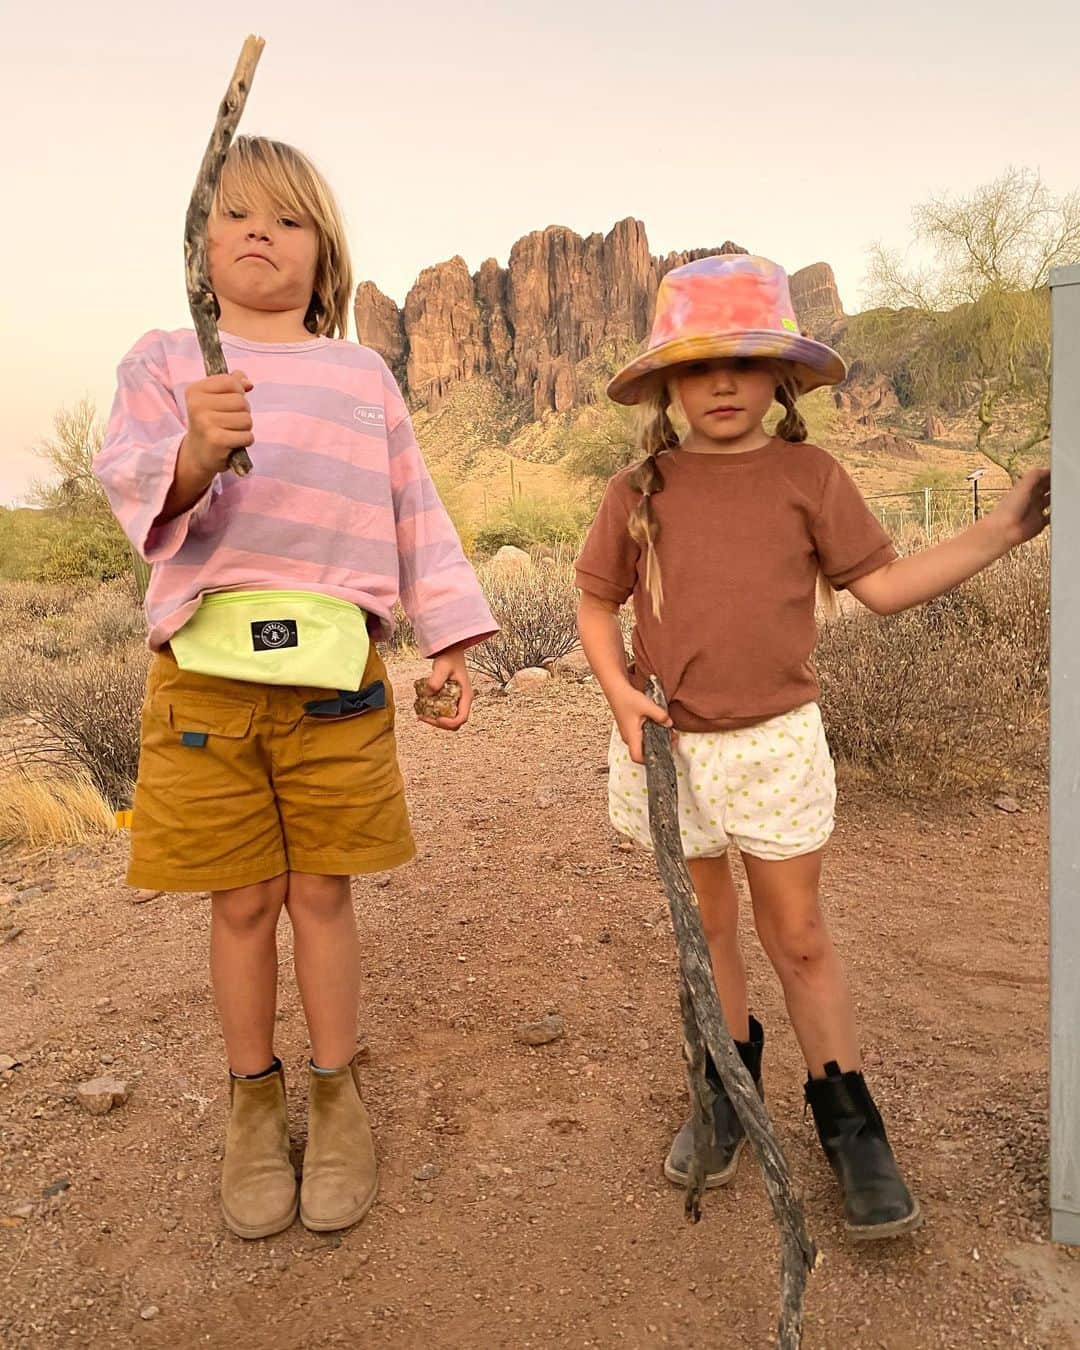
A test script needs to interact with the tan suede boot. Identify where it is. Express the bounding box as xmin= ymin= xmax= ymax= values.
xmin=220 ymin=1059 xmax=299 ymax=1240
xmin=300 ymin=1056 xmax=378 ymax=1232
